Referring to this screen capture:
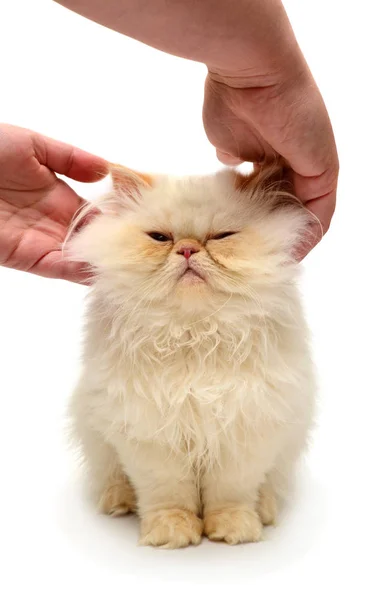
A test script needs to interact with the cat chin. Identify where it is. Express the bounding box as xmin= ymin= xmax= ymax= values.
xmin=170 ymin=283 xmax=220 ymax=313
